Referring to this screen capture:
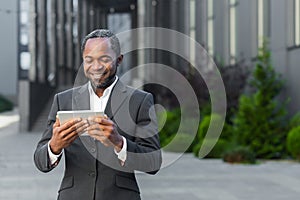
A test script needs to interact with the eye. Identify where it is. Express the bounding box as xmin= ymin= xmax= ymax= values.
xmin=84 ymin=58 xmax=93 ymax=64
xmin=100 ymin=56 xmax=112 ymax=64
